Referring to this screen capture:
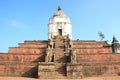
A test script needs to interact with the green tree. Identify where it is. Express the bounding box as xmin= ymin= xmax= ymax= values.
xmin=98 ymin=32 xmax=105 ymax=41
